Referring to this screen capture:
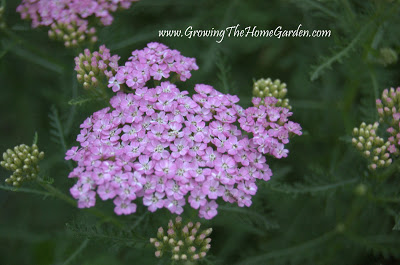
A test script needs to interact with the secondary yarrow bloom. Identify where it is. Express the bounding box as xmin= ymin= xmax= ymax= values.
xmin=66 ymin=42 xmax=302 ymax=219
xmin=110 ymin=42 xmax=199 ymax=92
xmin=16 ymin=0 xmax=138 ymax=47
